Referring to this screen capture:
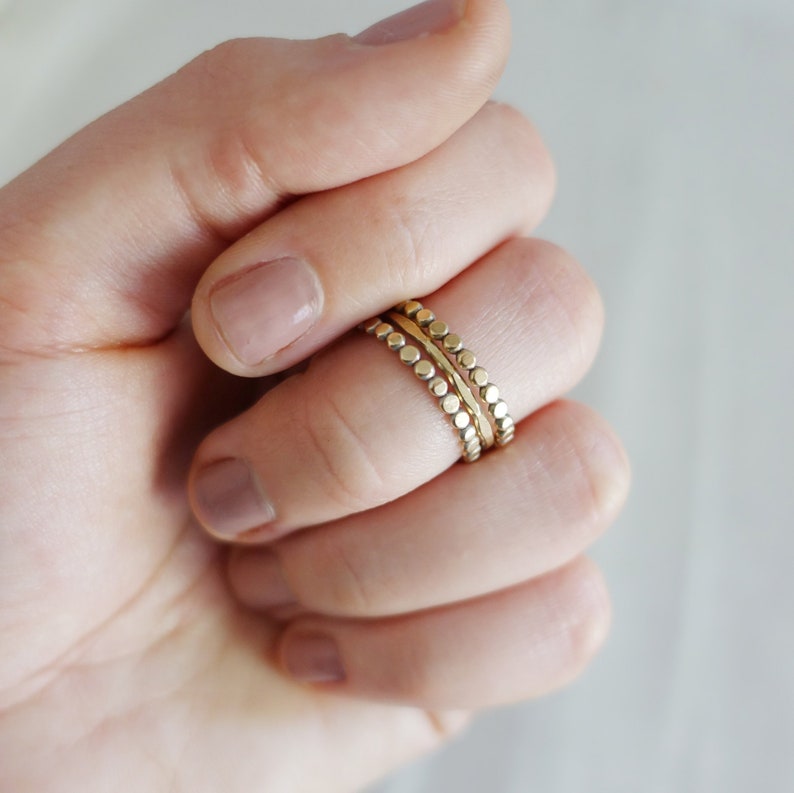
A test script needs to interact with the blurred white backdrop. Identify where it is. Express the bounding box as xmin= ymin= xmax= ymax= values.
xmin=2 ymin=1 xmax=792 ymax=791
